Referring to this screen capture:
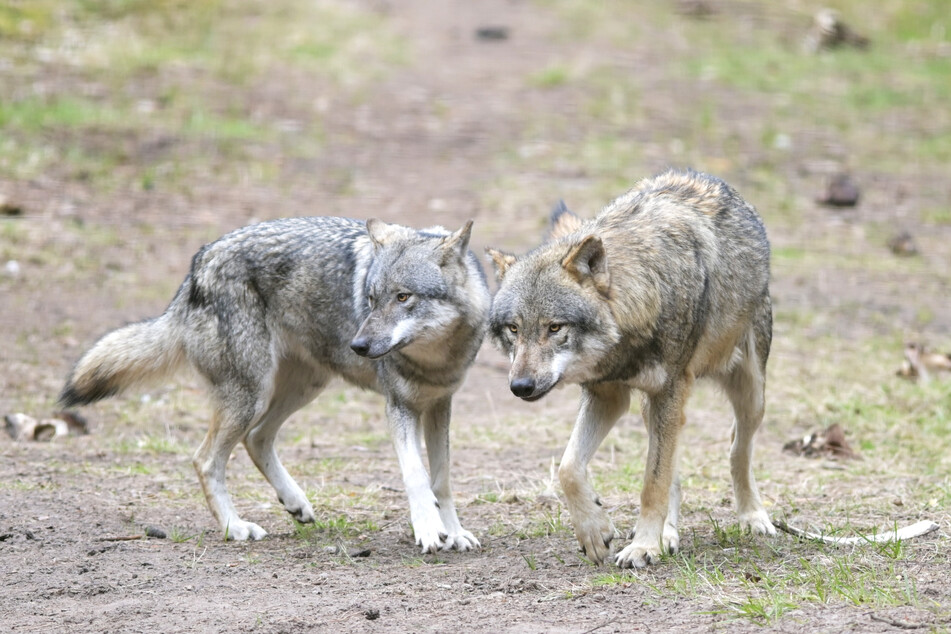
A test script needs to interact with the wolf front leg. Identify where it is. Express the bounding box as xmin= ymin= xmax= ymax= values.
xmin=615 ymin=377 xmax=691 ymax=568
xmin=559 ymin=382 xmax=630 ymax=563
xmin=635 ymin=395 xmax=683 ymax=553
xmin=423 ymin=397 xmax=479 ymax=551
xmin=387 ymin=399 xmax=447 ymax=553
